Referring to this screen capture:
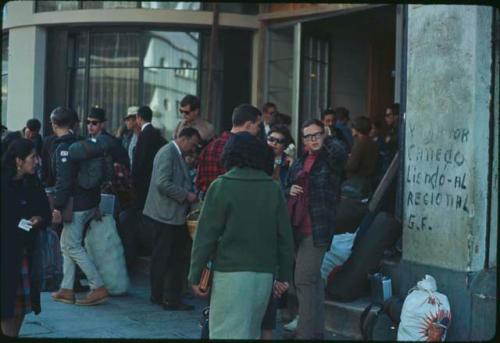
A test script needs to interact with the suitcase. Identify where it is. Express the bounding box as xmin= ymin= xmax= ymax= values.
xmin=326 ymin=212 xmax=401 ymax=302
